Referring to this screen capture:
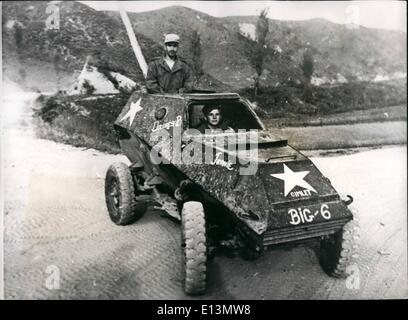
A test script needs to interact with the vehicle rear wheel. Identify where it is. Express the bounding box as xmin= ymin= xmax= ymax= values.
xmin=181 ymin=201 xmax=207 ymax=295
xmin=105 ymin=162 xmax=147 ymax=225
xmin=319 ymin=216 xmax=359 ymax=278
